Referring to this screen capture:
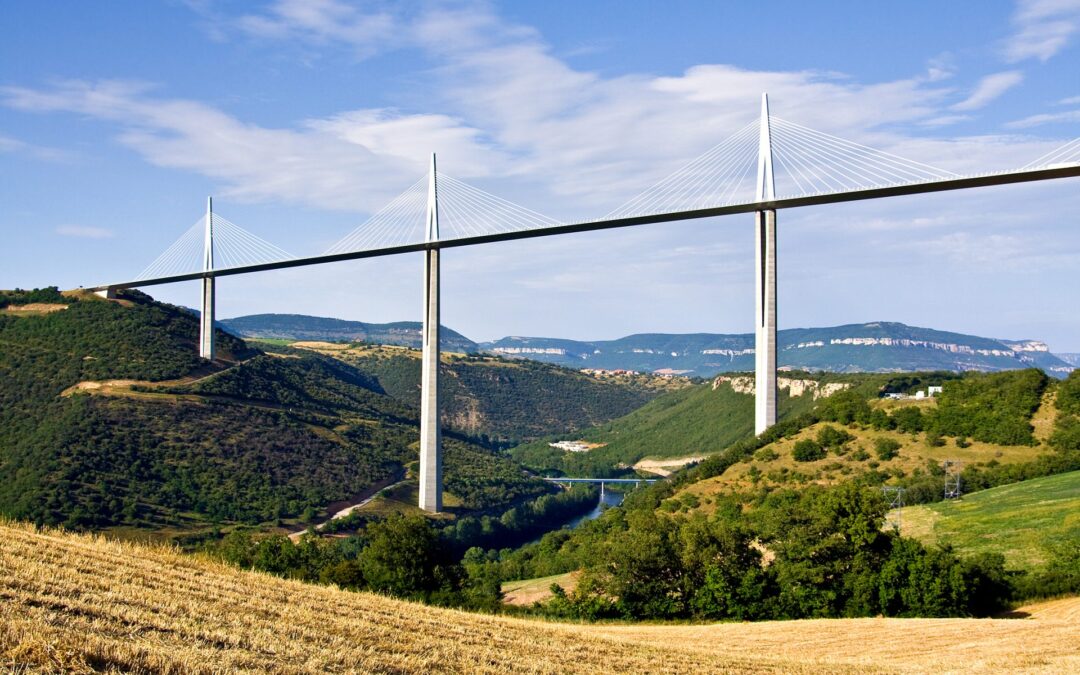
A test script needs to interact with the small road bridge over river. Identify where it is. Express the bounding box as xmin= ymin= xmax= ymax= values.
xmin=86 ymin=95 xmax=1080 ymax=513
xmin=543 ymin=477 xmax=661 ymax=497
